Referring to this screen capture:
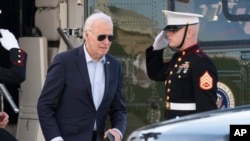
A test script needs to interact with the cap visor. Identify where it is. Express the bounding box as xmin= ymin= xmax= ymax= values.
xmin=163 ymin=25 xmax=185 ymax=31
